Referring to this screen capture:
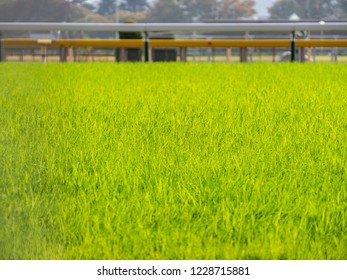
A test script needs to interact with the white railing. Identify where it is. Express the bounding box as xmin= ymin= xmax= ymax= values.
xmin=1 ymin=22 xmax=347 ymax=33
